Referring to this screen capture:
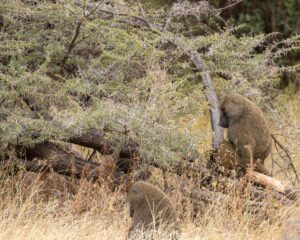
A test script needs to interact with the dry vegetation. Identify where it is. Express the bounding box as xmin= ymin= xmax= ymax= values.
xmin=0 ymin=98 xmax=299 ymax=240
xmin=3 ymin=100 xmax=299 ymax=240
xmin=0 ymin=1 xmax=299 ymax=239
xmin=0 ymin=167 xmax=297 ymax=240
